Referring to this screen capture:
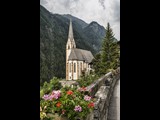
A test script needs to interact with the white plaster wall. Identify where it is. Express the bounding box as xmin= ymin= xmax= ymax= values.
xmin=68 ymin=60 xmax=78 ymax=80
xmin=66 ymin=49 xmax=71 ymax=61
xmin=68 ymin=60 xmax=85 ymax=80
xmin=78 ymin=61 xmax=83 ymax=79
xmin=68 ymin=60 xmax=93 ymax=80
